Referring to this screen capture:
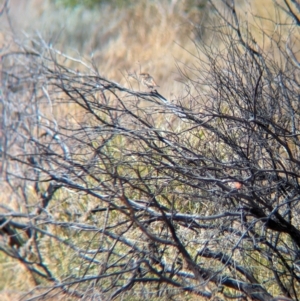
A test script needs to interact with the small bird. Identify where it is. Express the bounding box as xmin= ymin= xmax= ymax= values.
xmin=140 ymin=73 xmax=159 ymax=90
